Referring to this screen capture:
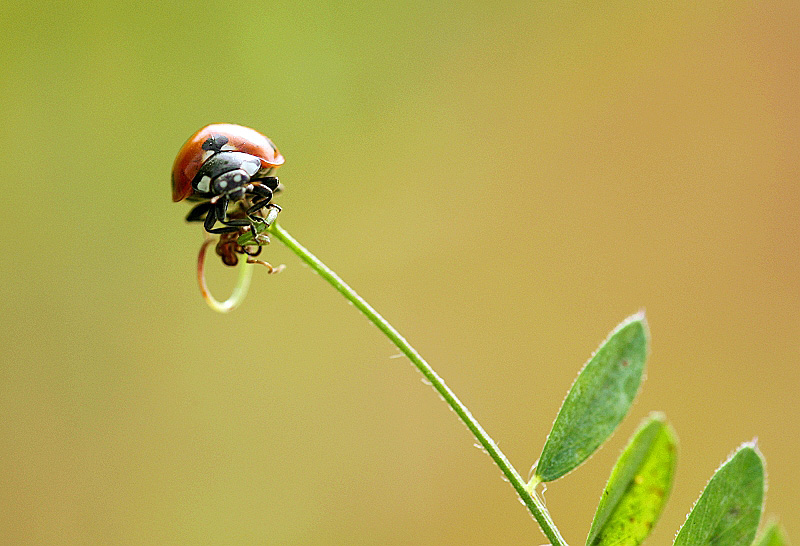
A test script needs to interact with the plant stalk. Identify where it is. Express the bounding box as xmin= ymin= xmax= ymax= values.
xmin=269 ymin=223 xmax=567 ymax=546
